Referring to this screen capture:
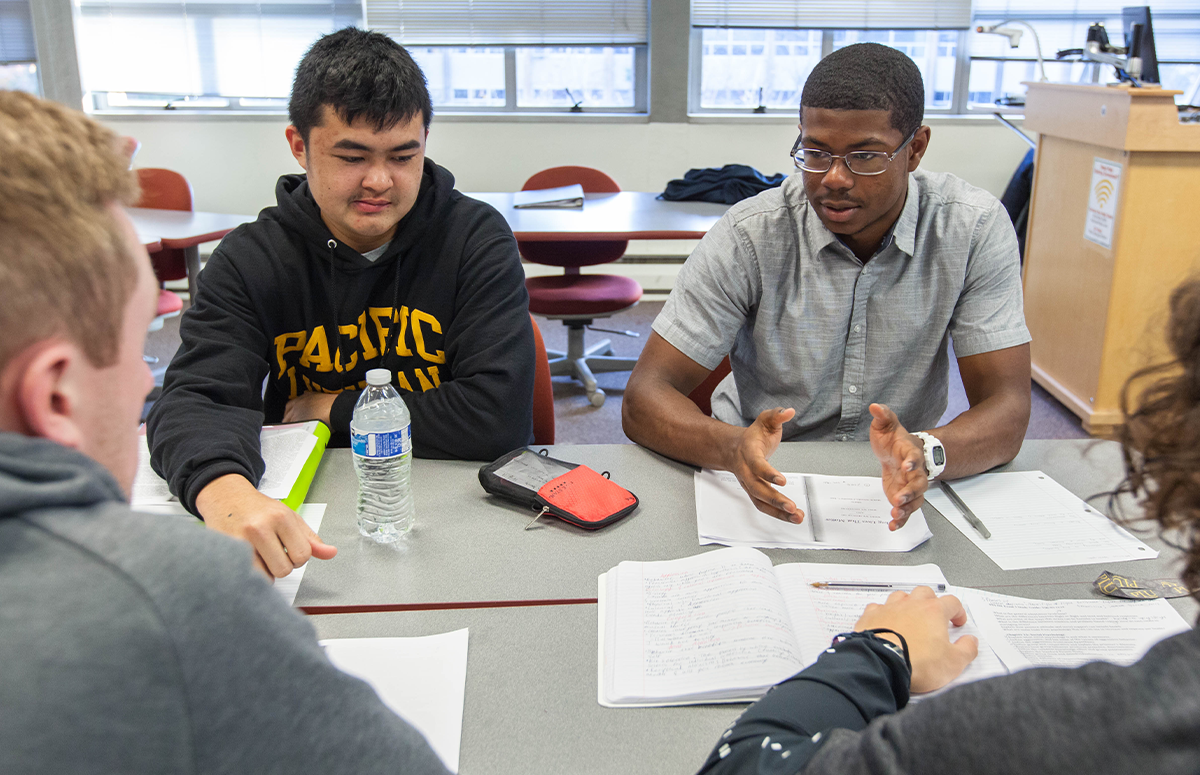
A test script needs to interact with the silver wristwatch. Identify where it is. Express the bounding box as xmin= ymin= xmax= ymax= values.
xmin=912 ymin=432 xmax=946 ymax=481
